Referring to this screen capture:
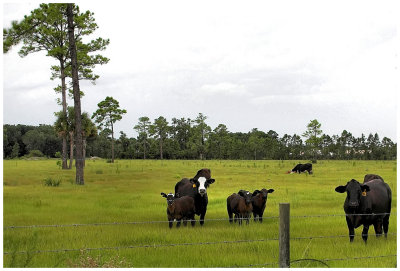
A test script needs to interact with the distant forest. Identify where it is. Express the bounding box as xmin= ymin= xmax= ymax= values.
xmin=3 ymin=122 xmax=397 ymax=160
